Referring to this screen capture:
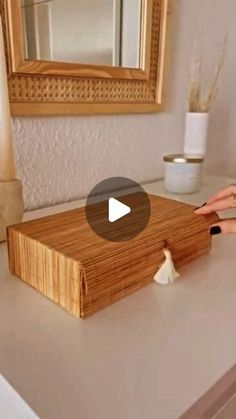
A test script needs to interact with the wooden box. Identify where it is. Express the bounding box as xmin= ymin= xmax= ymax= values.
xmin=7 ymin=195 xmax=218 ymax=318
